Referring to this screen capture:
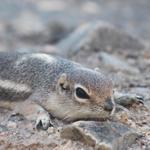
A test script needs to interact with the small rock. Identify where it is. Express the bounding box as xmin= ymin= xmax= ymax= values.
xmin=8 ymin=113 xmax=25 ymax=122
xmin=47 ymin=127 xmax=55 ymax=134
xmin=0 ymin=125 xmax=8 ymax=132
xmin=60 ymin=121 xmax=141 ymax=150
xmin=57 ymin=22 xmax=145 ymax=58
xmin=7 ymin=121 xmax=17 ymax=129
xmin=99 ymin=52 xmax=139 ymax=74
